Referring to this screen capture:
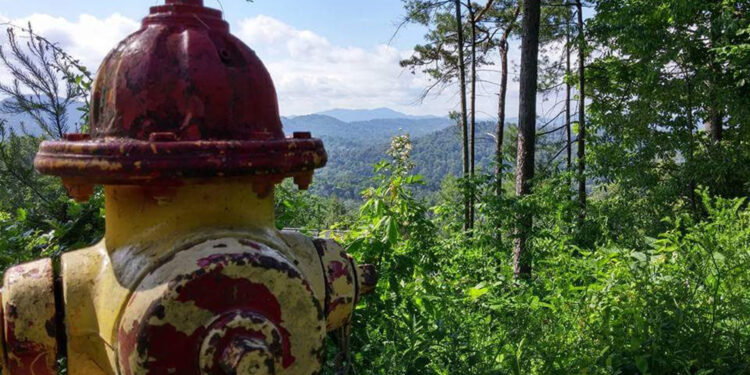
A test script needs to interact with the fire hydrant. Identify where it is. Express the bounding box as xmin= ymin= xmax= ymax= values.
xmin=0 ymin=1 xmax=377 ymax=374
